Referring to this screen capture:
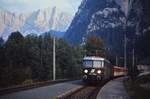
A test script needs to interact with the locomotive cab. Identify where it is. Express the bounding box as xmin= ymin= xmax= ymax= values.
xmin=82 ymin=56 xmax=113 ymax=82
